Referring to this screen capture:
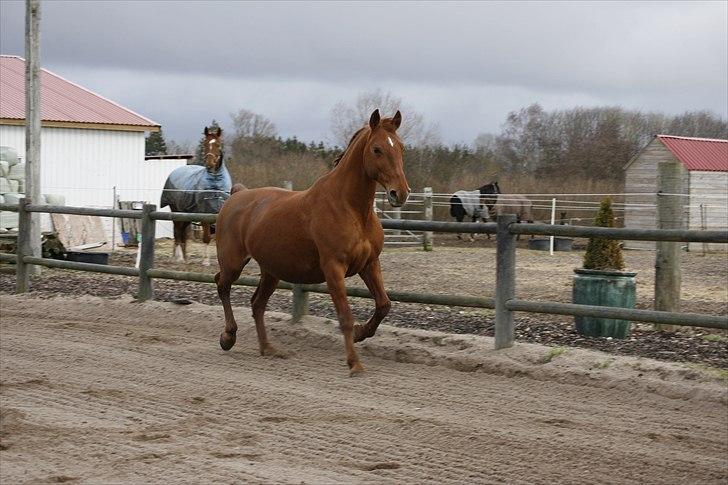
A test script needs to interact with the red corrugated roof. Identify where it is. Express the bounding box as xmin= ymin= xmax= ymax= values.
xmin=0 ymin=55 xmax=158 ymax=128
xmin=657 ymin=135 xmax=728 ymax=172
